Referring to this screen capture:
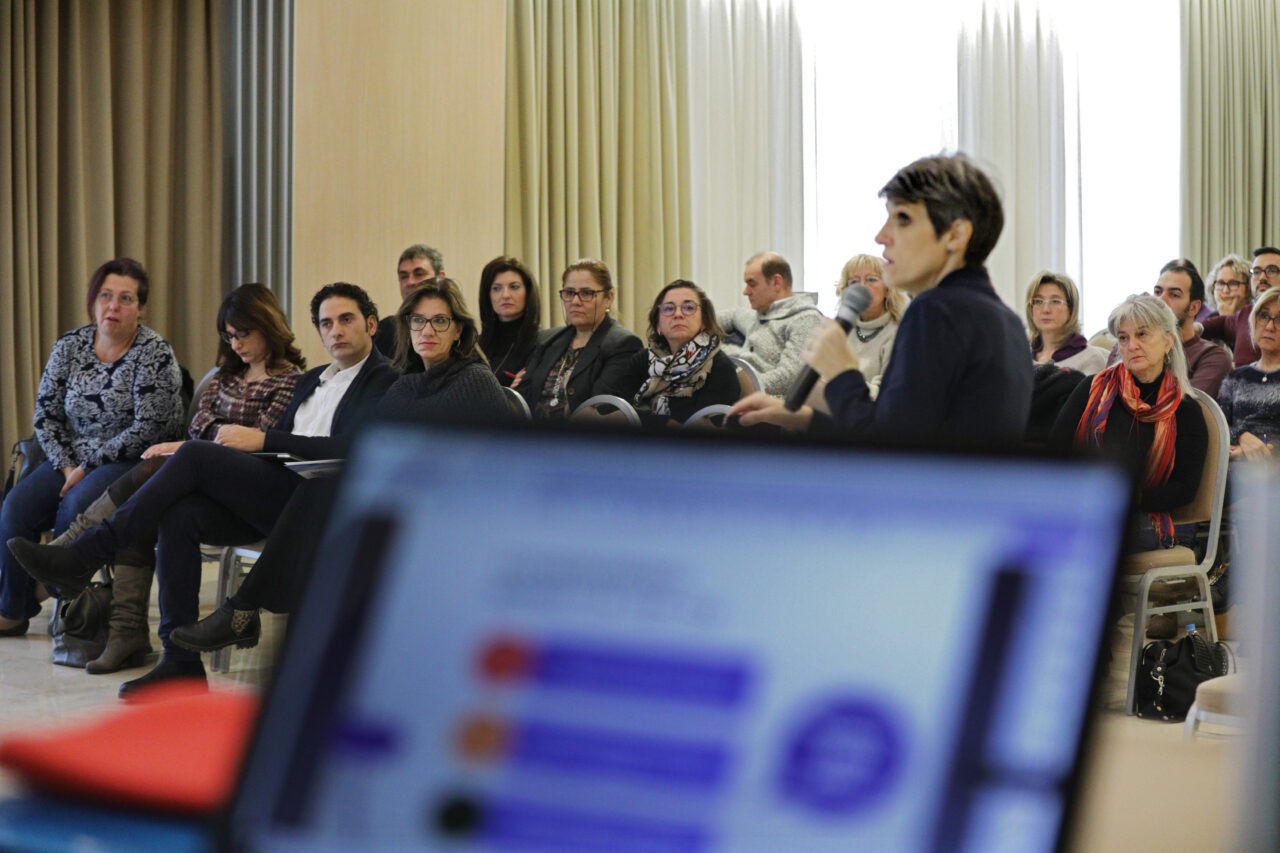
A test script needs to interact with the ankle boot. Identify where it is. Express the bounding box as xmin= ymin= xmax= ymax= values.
xmin=50 ymin=491 xmax=118 ymax=547
xmin=85 ymin=562 xmax=154 ymax=674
